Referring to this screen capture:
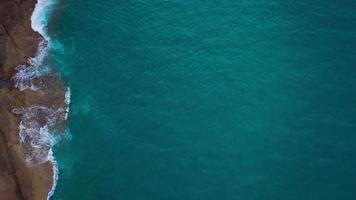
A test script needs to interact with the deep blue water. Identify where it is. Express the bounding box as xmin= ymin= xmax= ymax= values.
xmin=50 ymin=0 xmax=356 ymax=199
